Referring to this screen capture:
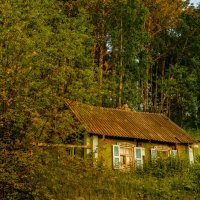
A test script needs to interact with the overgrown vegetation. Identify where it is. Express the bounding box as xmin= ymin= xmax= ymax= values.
xmin=0 ymin=0 xmax=200 ymax=199
xmin=1 ymin=146 xmax=200 ymax=200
